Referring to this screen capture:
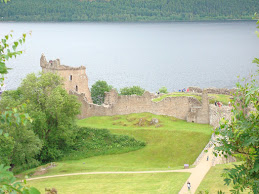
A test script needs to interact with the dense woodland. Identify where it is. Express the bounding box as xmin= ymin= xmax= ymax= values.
xmin=0 ymin=0 xmax=258 ymax=22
